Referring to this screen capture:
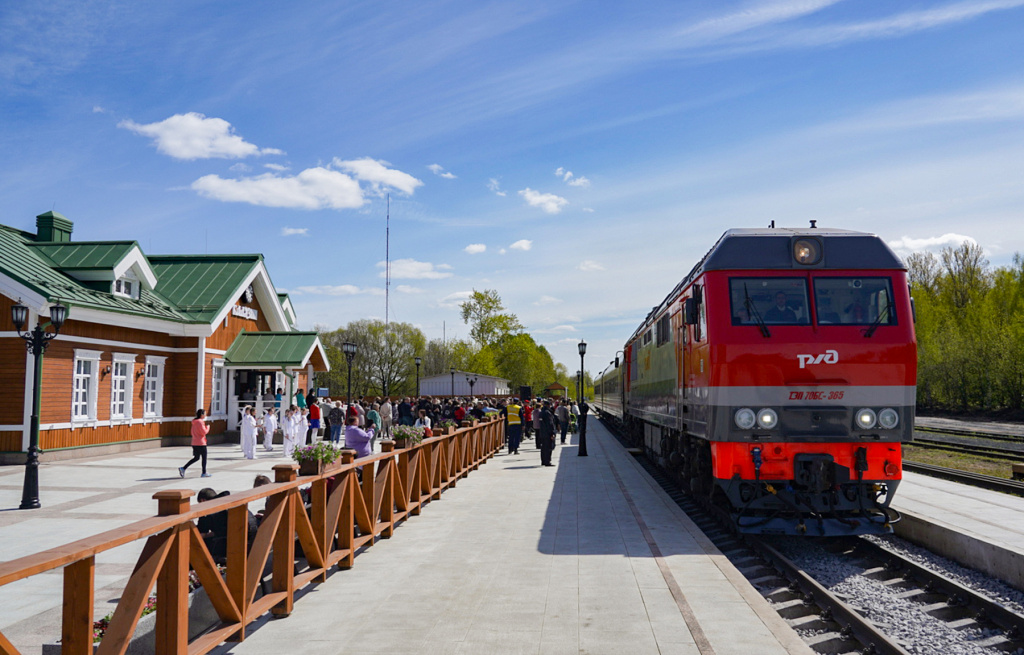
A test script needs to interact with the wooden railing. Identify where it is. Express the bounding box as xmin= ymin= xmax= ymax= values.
xmin=0 ymin=416 xmax=505 ymax=655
